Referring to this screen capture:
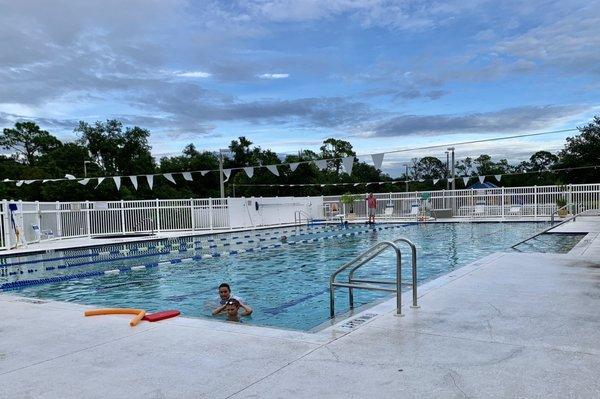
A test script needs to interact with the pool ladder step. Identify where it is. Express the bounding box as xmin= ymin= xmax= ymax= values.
xmin=329 ymin=237 xmax=418 ymax=317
